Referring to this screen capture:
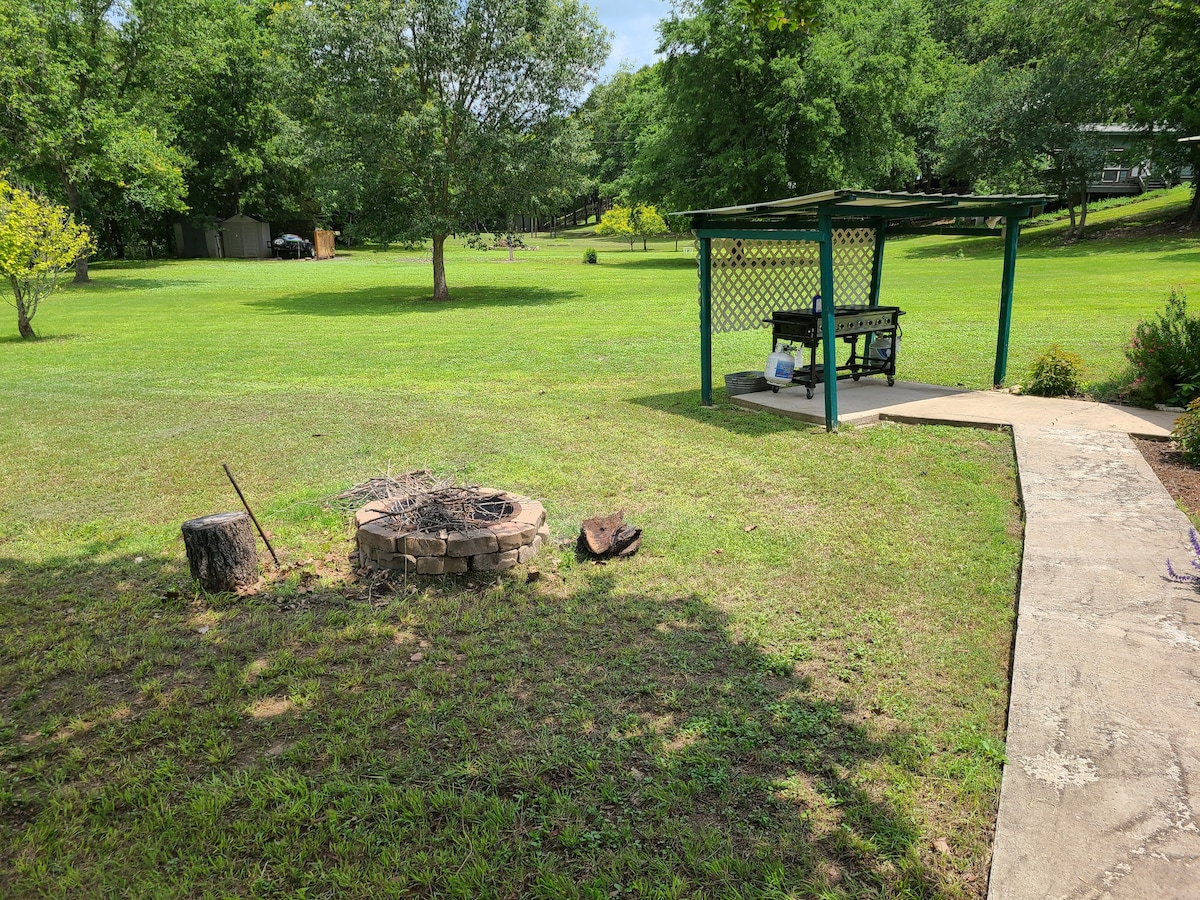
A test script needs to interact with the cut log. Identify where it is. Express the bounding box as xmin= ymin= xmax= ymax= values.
xmin=581 ymin=511 xmax=624 ymax=555
xmin=612 ymin=525 xmax=642 ymax=557
xmin=579 ymin=510 xmax=642 ymax=559
xmin=182 ymin=512 xmax=259 ymax=593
